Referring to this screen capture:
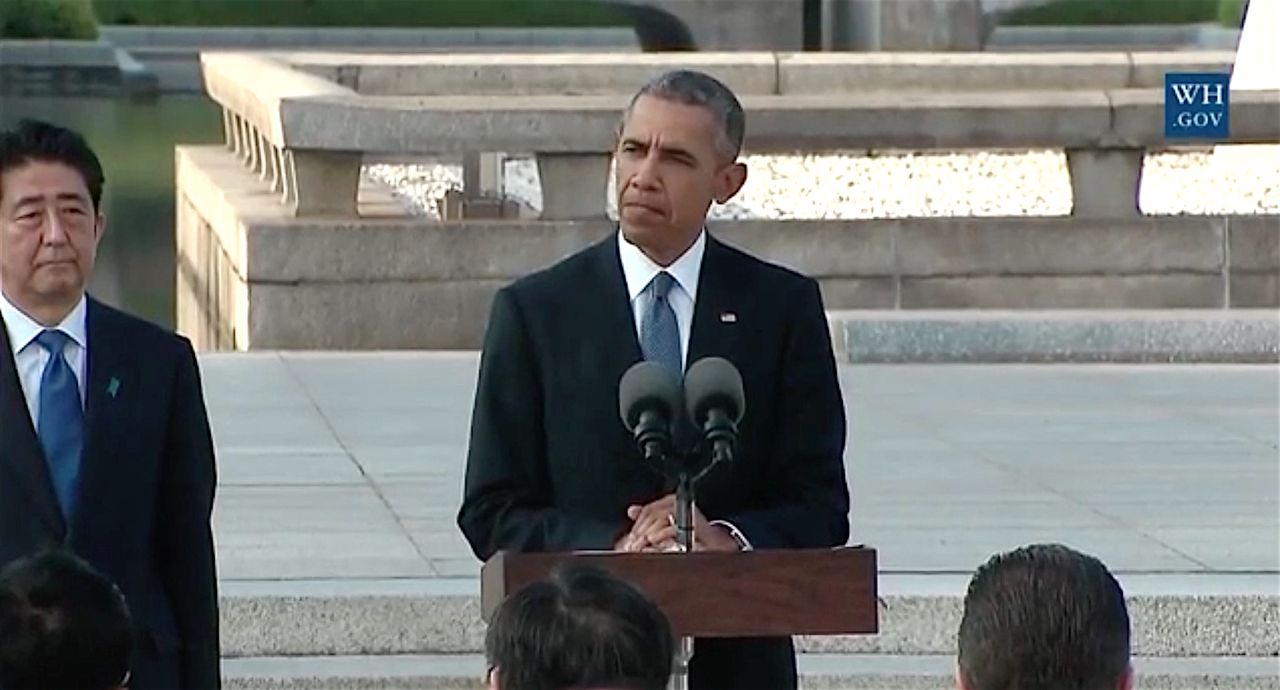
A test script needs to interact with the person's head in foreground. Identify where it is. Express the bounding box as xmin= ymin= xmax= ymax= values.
xmin=957 ymin=543 xmax=1132 ymax=690
xmin=0 ymin=547 xmax=133 ymax=690
xmin=485 ymin=563 xmax=675 ymax=690
xmin=614 ymin=69 xmax=748 ymax=266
